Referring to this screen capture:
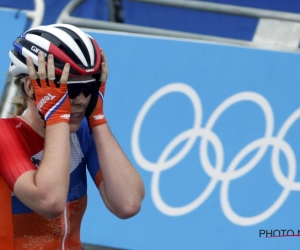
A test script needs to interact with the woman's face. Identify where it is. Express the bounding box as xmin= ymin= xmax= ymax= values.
xmin=68 ymin=75 xmax=93 ymax=133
